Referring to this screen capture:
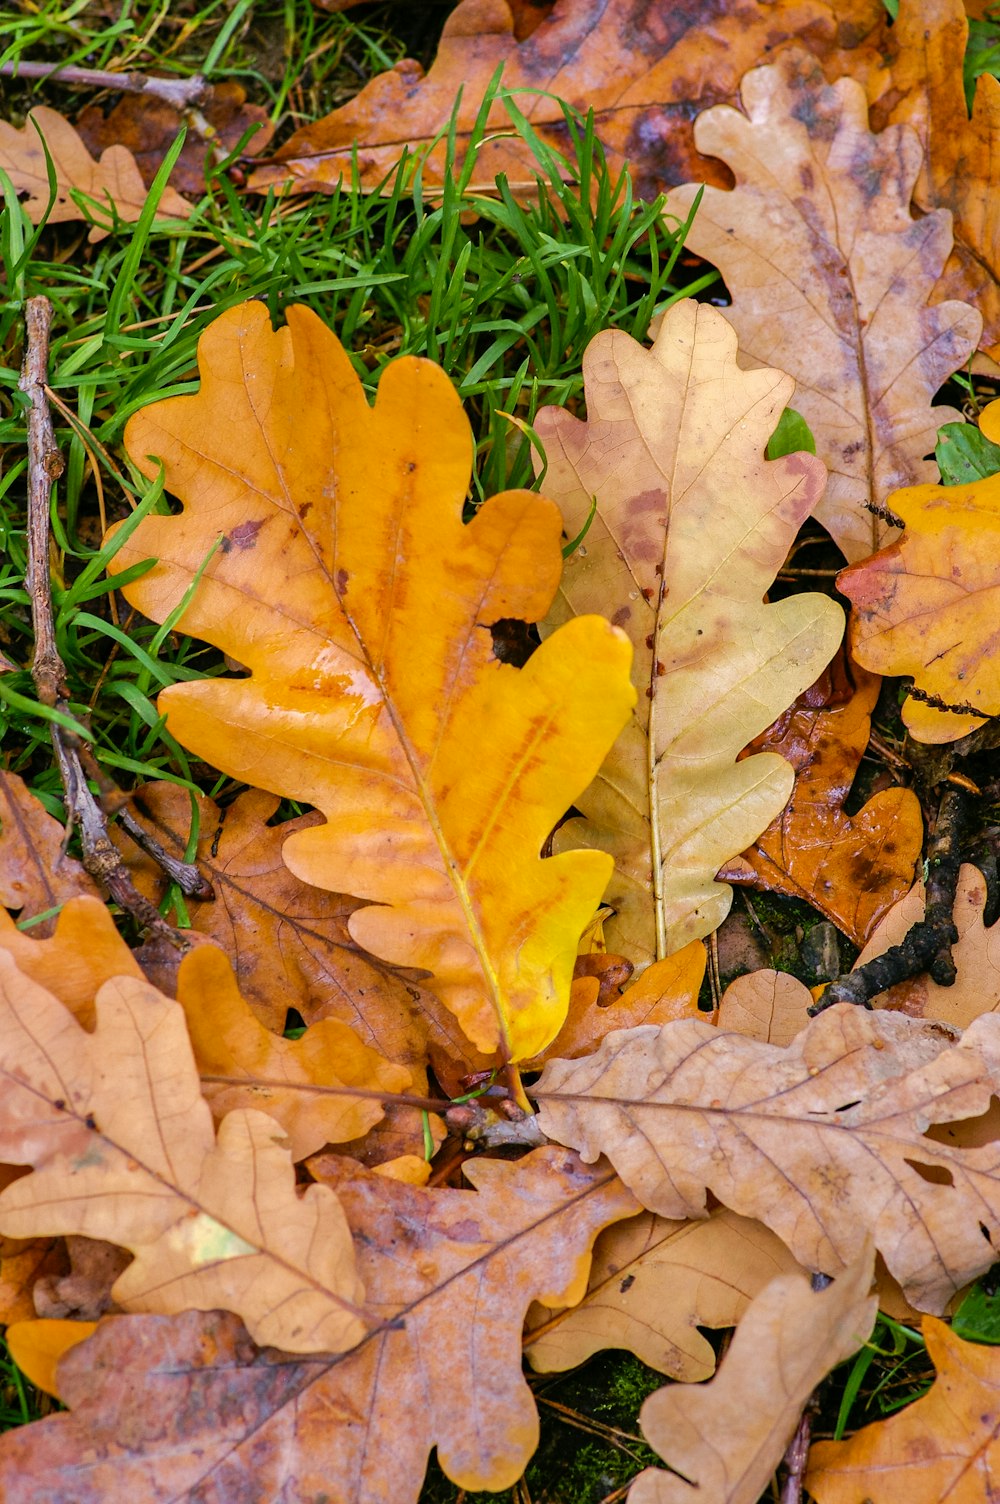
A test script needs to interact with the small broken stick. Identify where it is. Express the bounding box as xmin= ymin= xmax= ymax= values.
xmin=19 ymin=296 xmax=204 ymax=943
xmin=809 ymin=788 xmax=968 ymax=1014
